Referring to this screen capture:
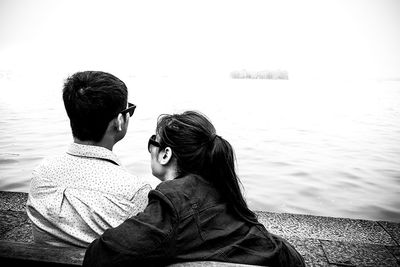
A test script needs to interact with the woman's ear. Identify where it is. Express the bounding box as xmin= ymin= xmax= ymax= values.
xmin=159 ymin=147 xmax=173 ymax=165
